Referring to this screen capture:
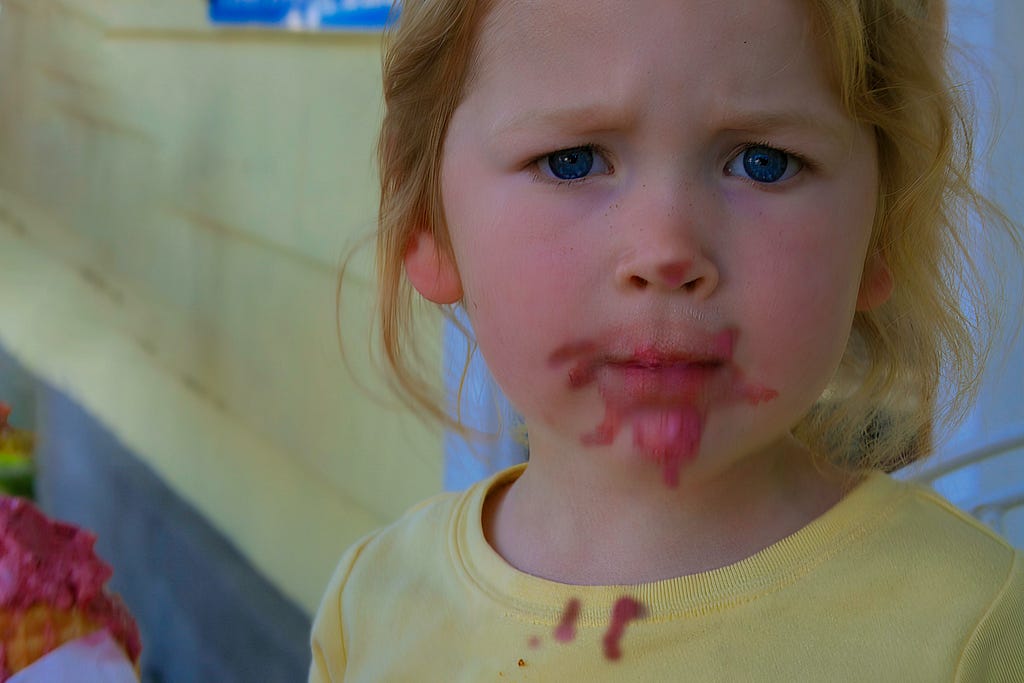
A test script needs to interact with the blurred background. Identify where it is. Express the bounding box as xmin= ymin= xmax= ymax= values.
xmin=0 ymin=1 xmax=1021 ymax=681
xmin=0 ymin=1 xmax=439 ymax=680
